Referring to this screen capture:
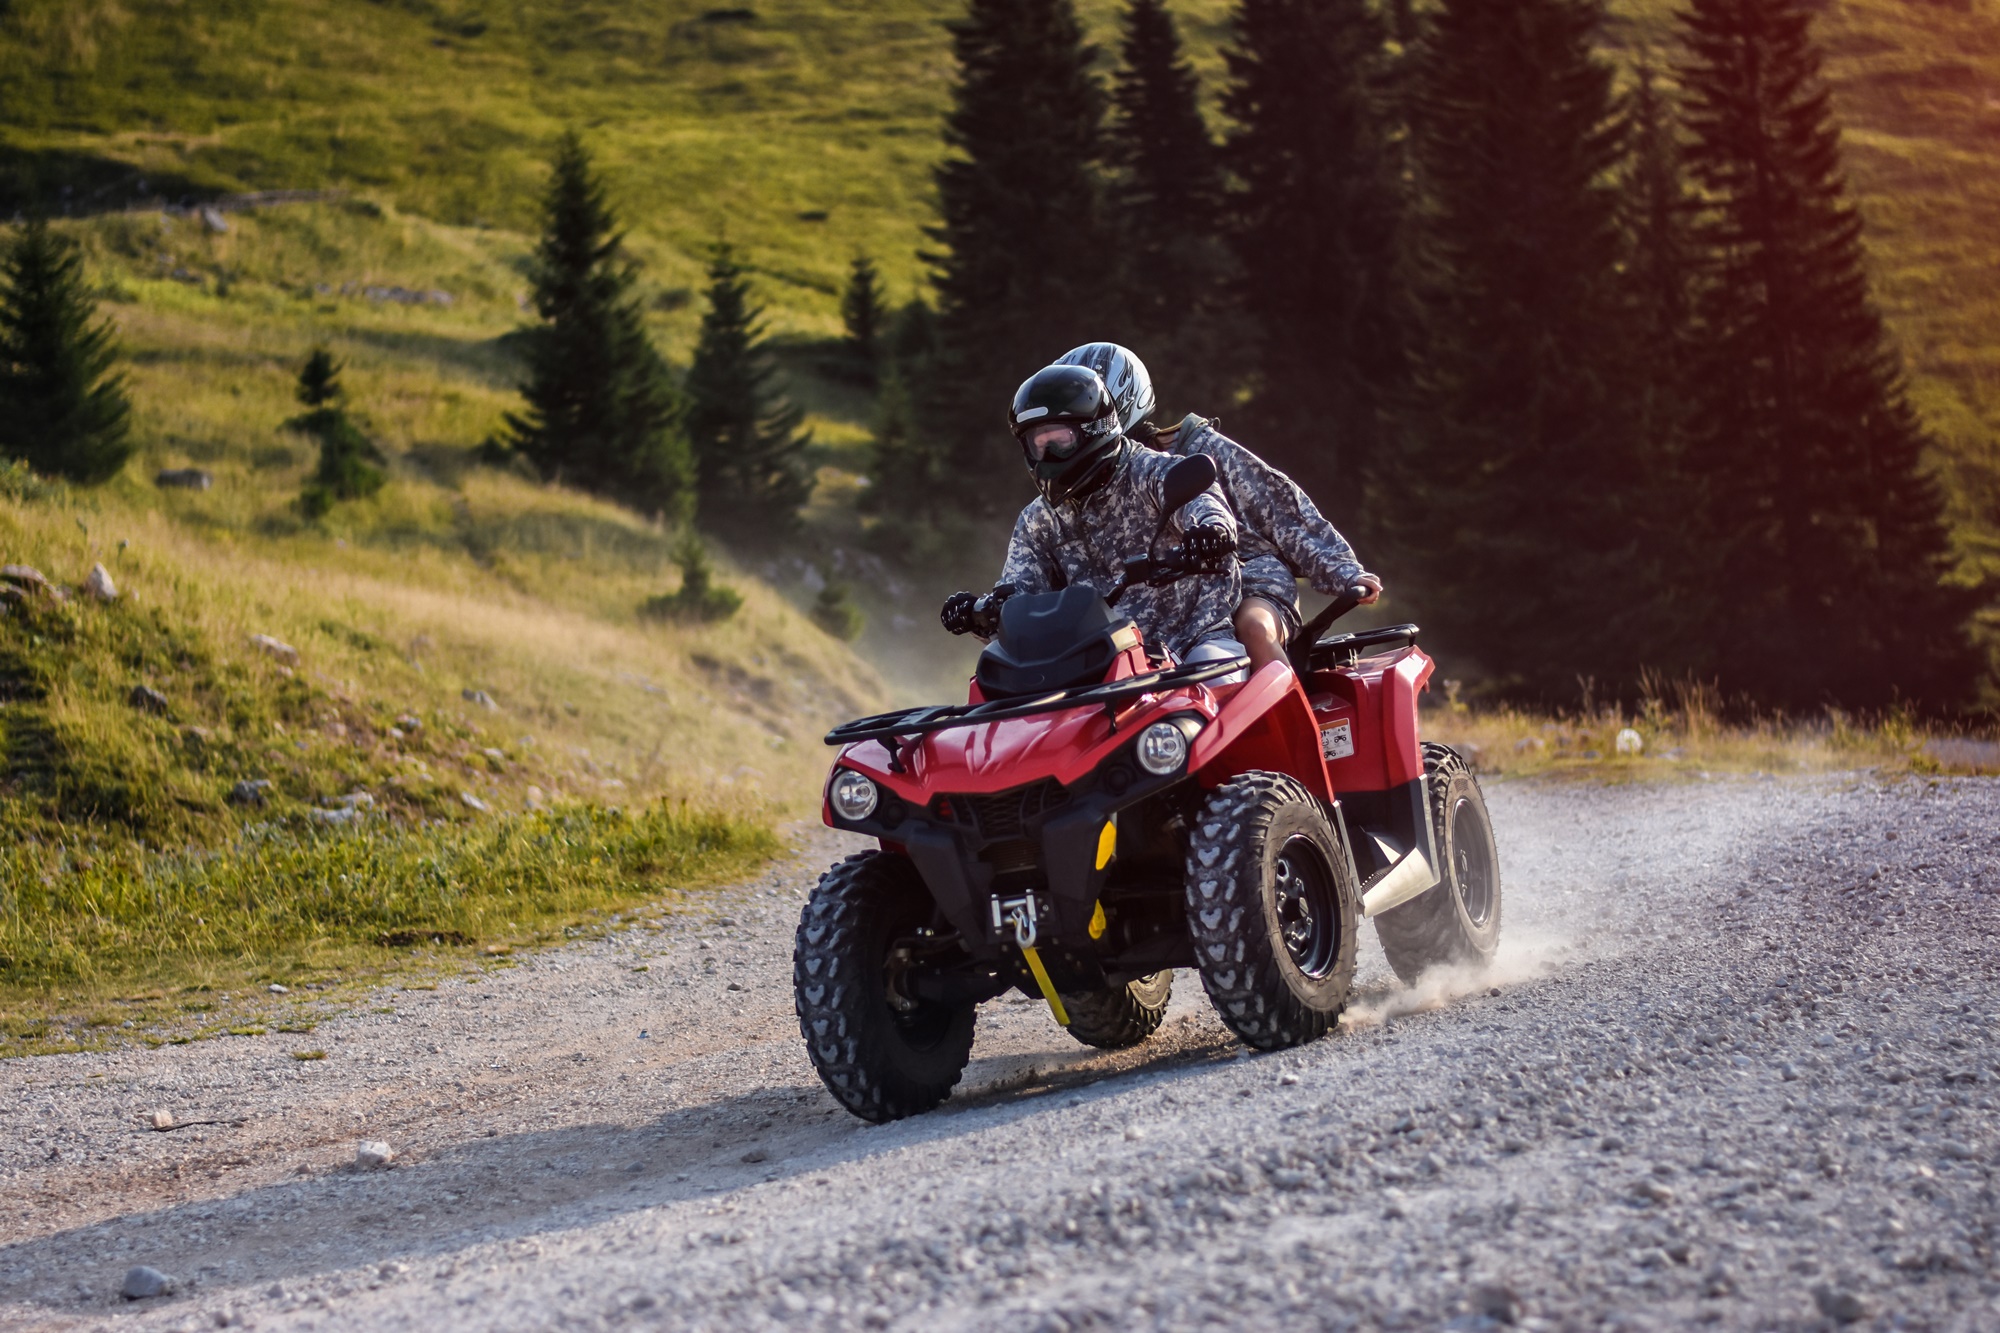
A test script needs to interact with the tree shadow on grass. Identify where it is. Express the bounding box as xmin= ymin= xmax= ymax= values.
xmin=0 ymin=146 xmax=230 ymax=218
xmin=337 ymin=327 xmax=526 ymax=390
